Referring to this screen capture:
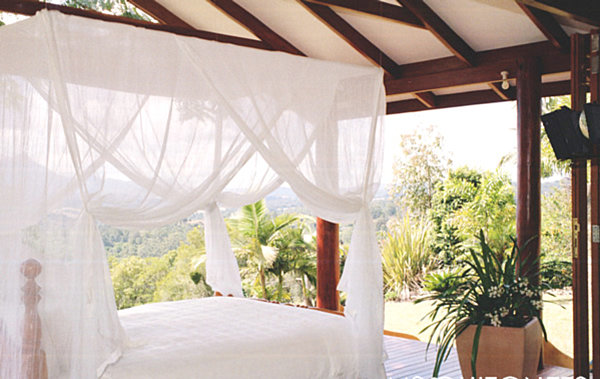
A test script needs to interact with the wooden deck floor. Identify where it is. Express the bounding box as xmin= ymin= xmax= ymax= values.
xmin=383 ymin=335 xmax=574 ymax=379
